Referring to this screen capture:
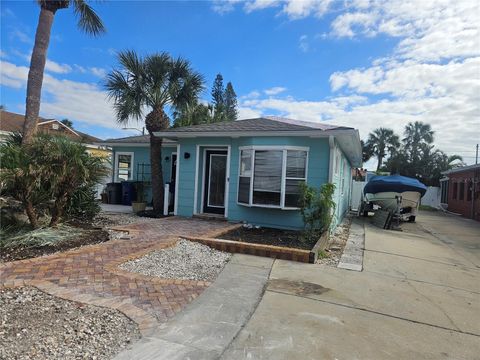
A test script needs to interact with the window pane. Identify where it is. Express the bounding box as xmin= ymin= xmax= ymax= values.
xmin=238 ymin=177 xmax=250 ymax=204
xmin=286 ymin=150 xmax=307 ymax=178
xmin=118 ymin=154 xmax=132 ymax=168
xmin=285 ymin=179 xmax=303 ymax=207
xmin=240 ymin=150 xmax=252 ymax=176
xmin=253 ymin=150 xmax=282 ymax=206
xmin=118 ymin=169 xmax=131 ymax=181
